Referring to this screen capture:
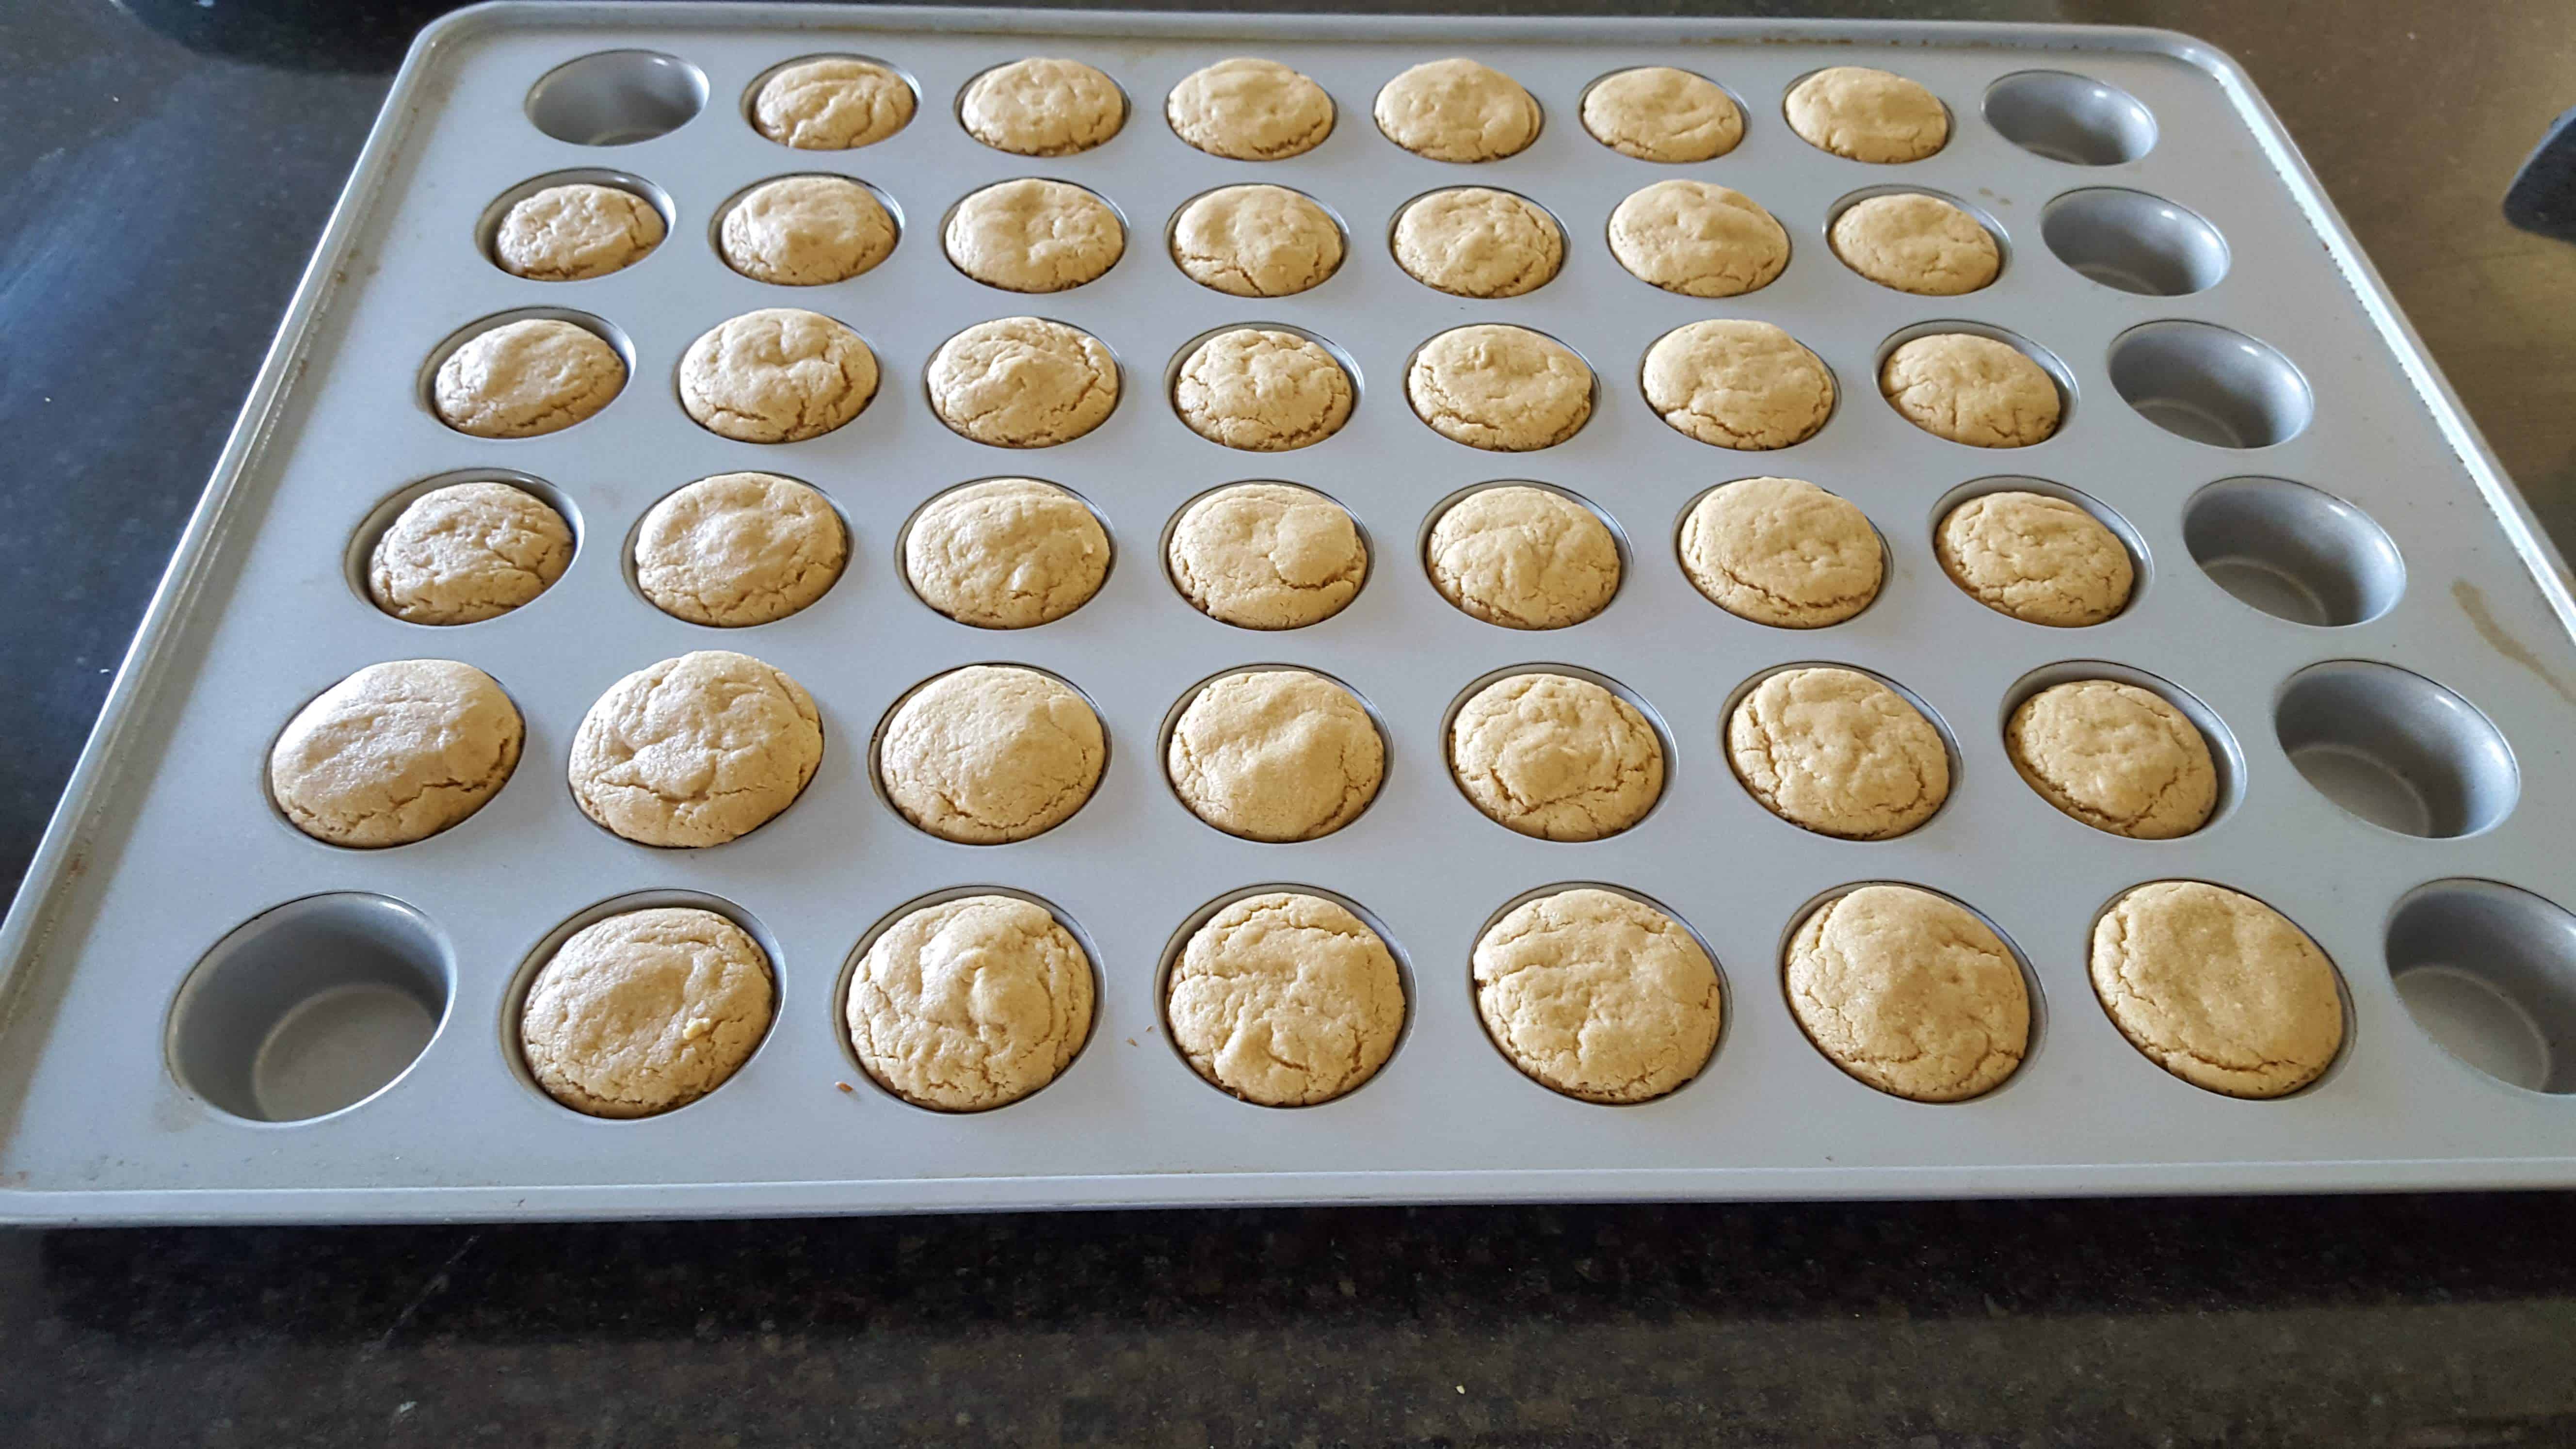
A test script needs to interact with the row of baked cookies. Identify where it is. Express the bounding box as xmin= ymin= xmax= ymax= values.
xmin=737 ymin=54 xmax=1956 ymax=169
xmin=365 ymin=471 xmax=2131 ymax=640
xmin=516 ymin=869 xmax=2339 ymax=1131
xmin=431 ymin=309 xmax=2062 ymax=458
xmin=495 ymin=166 xmax=1999 ymax=306
xmin=271 ymin=647 xmax=2218 ymax=865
